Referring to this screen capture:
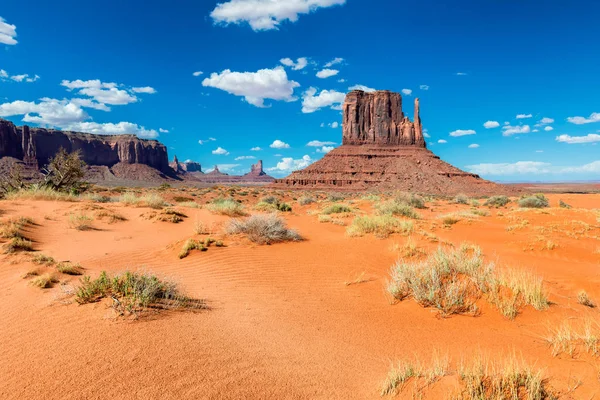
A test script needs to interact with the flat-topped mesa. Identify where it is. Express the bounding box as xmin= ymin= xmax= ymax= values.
xmin=342 ymin=90 xmax=425 ymax=147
